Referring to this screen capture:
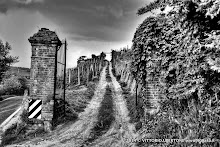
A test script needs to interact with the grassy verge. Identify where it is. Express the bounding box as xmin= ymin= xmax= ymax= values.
xmin=119 ymin=82 xmax=144 ymax=131
xmin=112 ymin=67 xmax=145 ymax=135
xmin=0 ymin=110 xmax=46 ymax=147
xmin=106 ymin=63 xmax=112 ymax=82
xmin=54 ymin=81 xmax=97 ymax=127
xmin=111 ymin=65 xmax=144 ymax=132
